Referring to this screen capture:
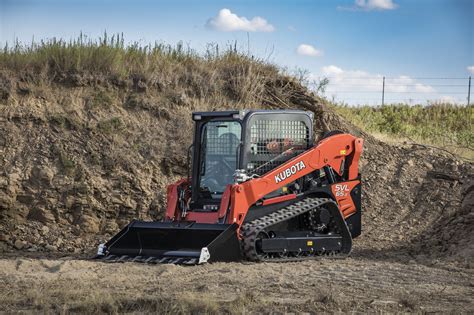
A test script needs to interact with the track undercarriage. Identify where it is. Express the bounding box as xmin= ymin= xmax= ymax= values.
xmin=97 ymin=197 xmax=352 ymax=265
xmin=241 ymin=197 xmax=352 ymax=262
